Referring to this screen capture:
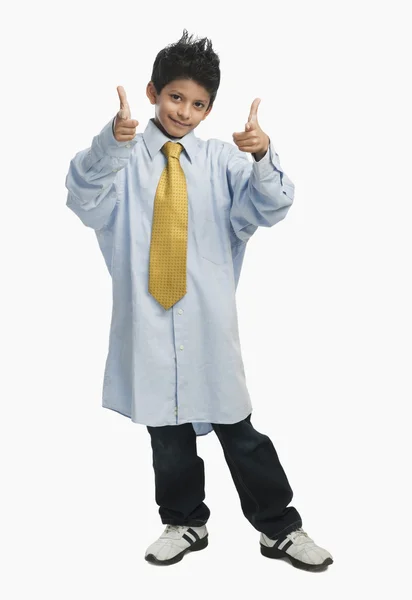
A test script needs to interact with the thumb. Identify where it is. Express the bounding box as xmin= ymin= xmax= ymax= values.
xmin=245 ymin=121 xmax=255 ymax=132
